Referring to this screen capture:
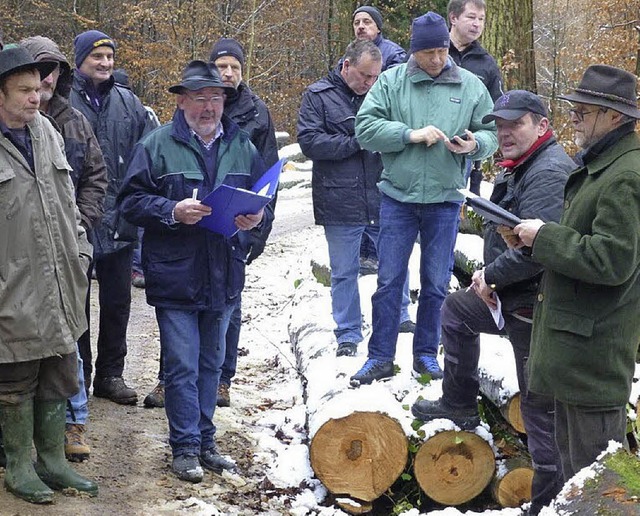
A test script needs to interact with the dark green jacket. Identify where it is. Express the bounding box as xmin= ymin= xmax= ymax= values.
xmin=529 ymin=131 xmax=640 ymax=406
